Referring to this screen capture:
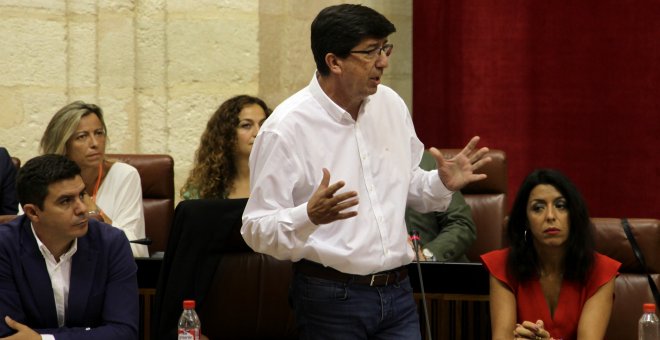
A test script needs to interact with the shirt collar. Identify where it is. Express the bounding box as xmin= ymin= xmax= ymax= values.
xmin=31 ymin=223 xmax=78 ymax=262
xmin=309 ymin=71 xmax=371 ymax=124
